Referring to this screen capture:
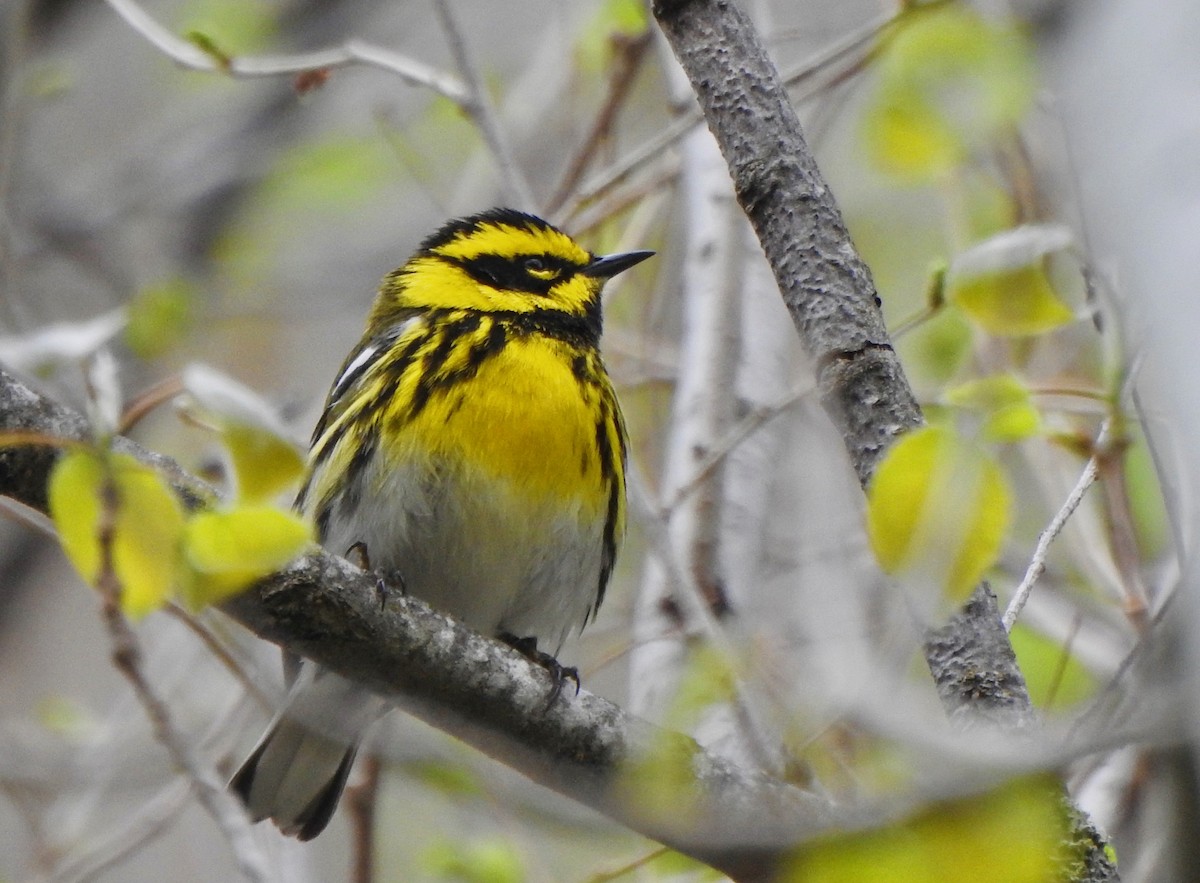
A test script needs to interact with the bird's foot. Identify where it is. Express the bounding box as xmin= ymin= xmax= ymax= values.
xmin=500 ymin=633 xmax=580 ymax=709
